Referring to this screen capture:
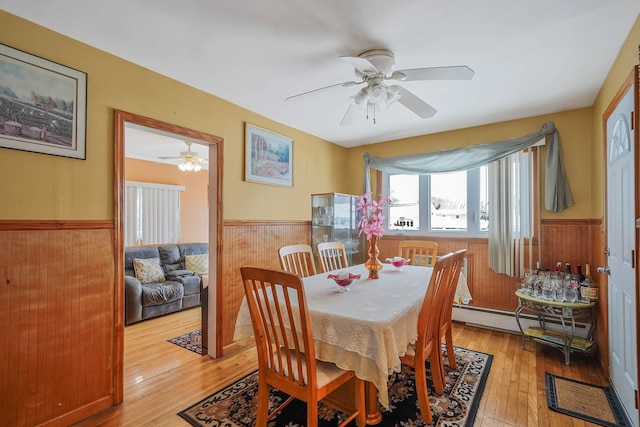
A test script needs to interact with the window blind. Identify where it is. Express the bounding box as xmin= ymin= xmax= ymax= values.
xmin=124 ymin=181 xmax=185 ymax=246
